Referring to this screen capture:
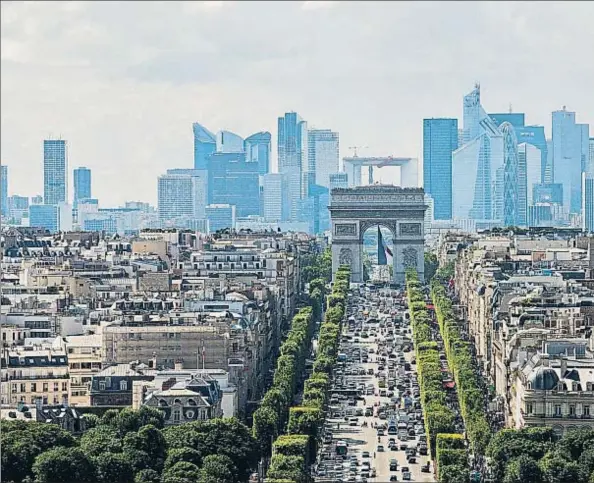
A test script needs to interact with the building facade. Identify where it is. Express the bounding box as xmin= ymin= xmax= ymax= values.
xmin=244 ymin=131 xmax=272 ymax=176
xmin=43 ymin=139 xmax=68 ymax=206
xmin=1 ymin=164 xmax=7 ymax=217
xmin=193 ymin=123 xmax=216 ymax=170
xmin=423 ymin=118 xmax=458 ymax=220
xmin=308 ymin=129 xmax=339 ymax=189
